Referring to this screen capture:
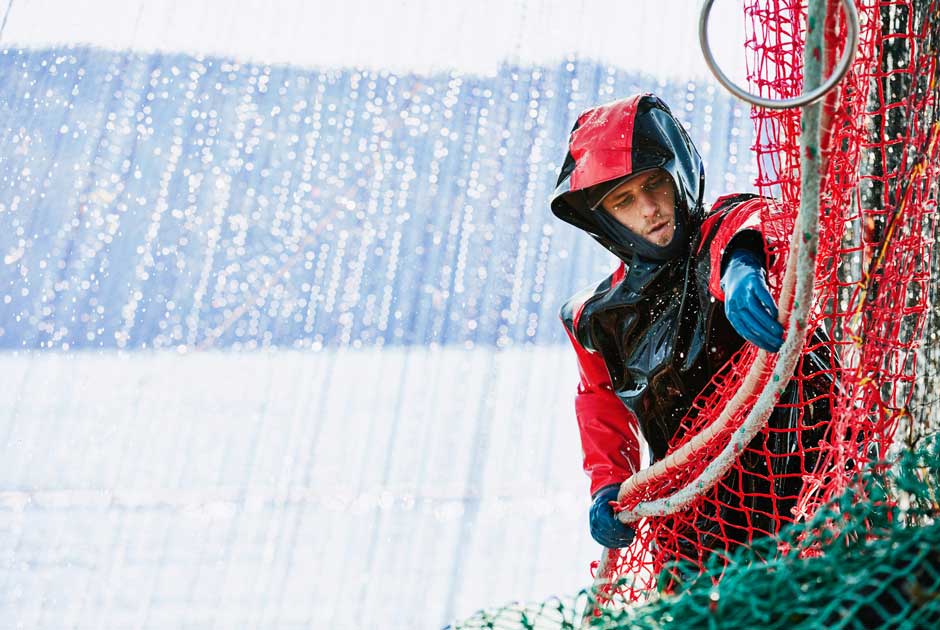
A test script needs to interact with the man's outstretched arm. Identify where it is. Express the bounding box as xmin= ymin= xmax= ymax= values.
xmin=561 ymin=319 xmax=641 ymax=547
xmin=721 ymin=243 xmax=785 ymax=353
xmin=702 ymin=196 xmax=786 ymax=353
